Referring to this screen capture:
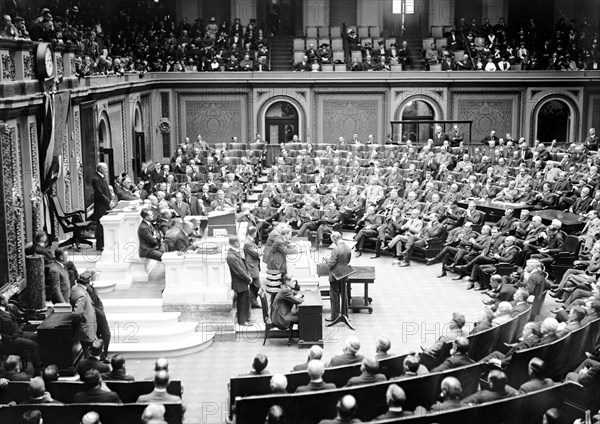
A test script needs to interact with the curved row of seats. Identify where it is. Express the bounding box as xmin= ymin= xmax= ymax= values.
xmin=229 ymin=308 xmax=532 ymax=417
